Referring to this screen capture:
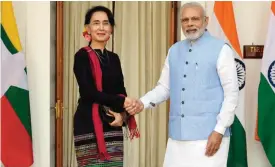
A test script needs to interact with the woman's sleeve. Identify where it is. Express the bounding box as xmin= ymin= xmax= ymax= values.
xmin=111 ymin=54 xmax=129 ymax=113
xmin=115 ymin=54 xmax=127 ymax=96
xmin=73 ymin=50 xmax=125 ymax=109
